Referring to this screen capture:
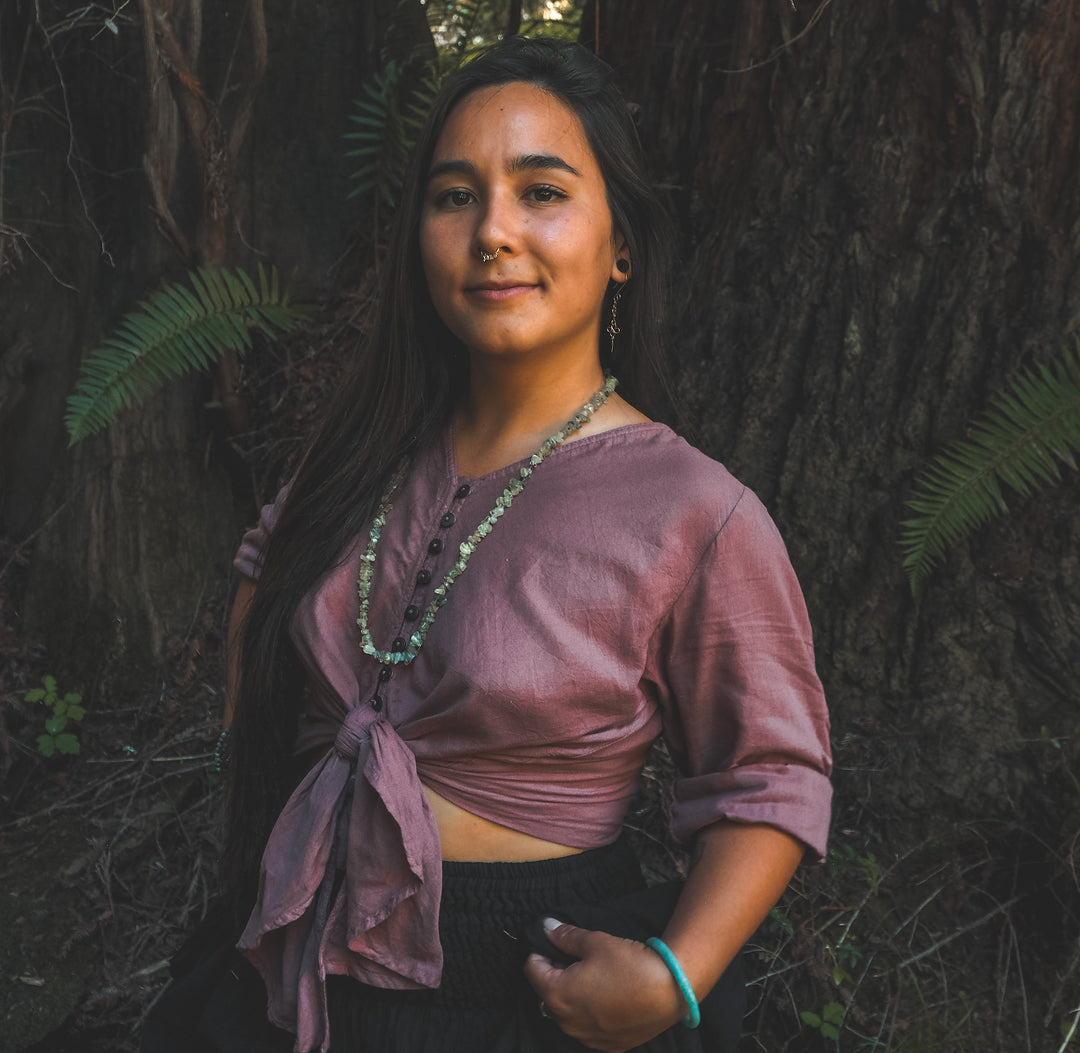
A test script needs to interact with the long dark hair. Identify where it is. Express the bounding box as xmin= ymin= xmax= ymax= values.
xmin=224 ymin=36 xmax=673 ymax=902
